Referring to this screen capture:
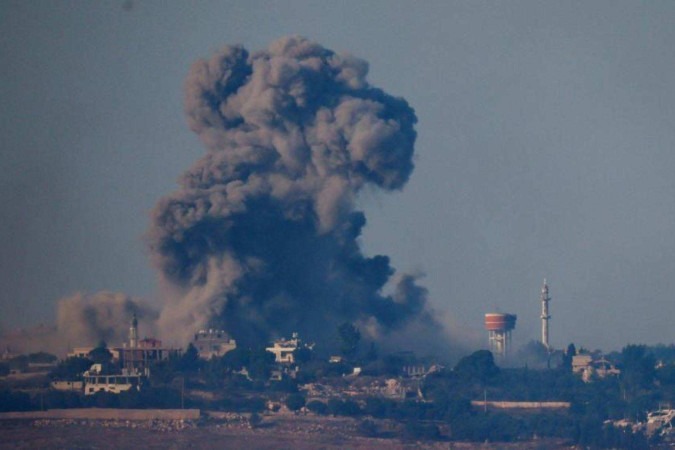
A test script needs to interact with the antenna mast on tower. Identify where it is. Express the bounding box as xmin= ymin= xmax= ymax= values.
xmin=540 ymin=279 xmax=551 ymax=350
